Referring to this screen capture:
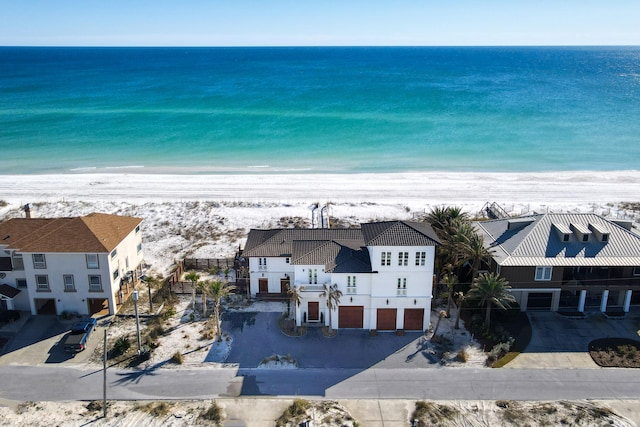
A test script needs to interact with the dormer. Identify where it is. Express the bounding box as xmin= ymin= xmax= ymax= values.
xmin=588 ymin=223 xmax=610 ymax=243
xmin=507 ymin=218 xmax=535 ymax=231
xmin=552 ymin=223 xmax=572 ymax=242
xmin=570 ymin=223 xmax=592 ymax=243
